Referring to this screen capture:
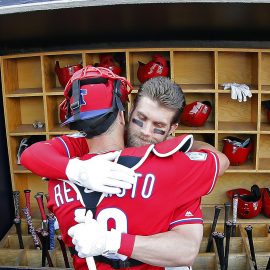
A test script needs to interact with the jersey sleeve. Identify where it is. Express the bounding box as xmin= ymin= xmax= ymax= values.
xmin=169 ymin=199 xmax=203 ymax=229
xmin=173 ymin=149 xmax=219 ymax=201
xmin=21 ymin=135 xmax=89 ymax=179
